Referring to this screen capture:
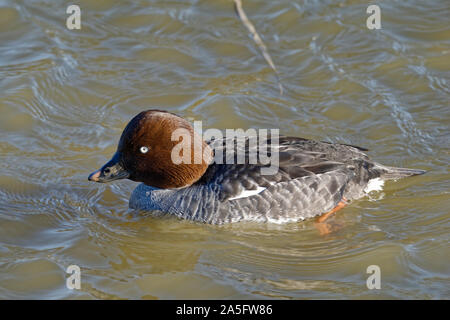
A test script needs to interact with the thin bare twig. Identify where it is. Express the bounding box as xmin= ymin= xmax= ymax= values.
xmin=233 ymin=0 xmax=284 ymax=95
